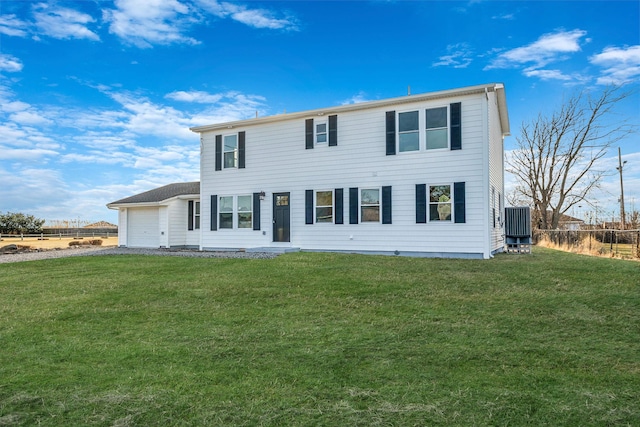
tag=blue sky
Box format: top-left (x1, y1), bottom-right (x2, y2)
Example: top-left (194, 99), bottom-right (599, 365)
top-left (1, 0), bottom-right (638, 225)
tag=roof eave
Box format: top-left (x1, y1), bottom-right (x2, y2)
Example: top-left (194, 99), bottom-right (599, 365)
top-left (190, 83), bottom-right (508, 134)
top-left (494, 83), bottom-right (511, 137)
top-left (106, 193), bottom-right (200, 209)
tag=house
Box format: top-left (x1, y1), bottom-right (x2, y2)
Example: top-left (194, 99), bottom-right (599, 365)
top-left (108, 83), bottom-right (510, 258)
top-left (107, 182), bottom-right (200, 248)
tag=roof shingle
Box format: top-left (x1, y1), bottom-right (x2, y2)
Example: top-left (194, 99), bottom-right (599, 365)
top-left (109, 182), bottom-right (200, 205)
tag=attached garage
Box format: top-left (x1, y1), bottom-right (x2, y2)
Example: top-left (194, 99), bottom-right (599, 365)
top-left (107, 182), bottom-right (200, 249)
top-left (127, 207), bottom-right (160, 248)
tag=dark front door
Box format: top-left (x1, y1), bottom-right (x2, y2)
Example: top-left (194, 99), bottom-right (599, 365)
top-left (273, 192), bottom-right (290, 242)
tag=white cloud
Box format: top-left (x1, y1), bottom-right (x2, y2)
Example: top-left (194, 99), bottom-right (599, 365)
top-left (0, 14), bottom-right (29, 37)
top-left (166, 90), bottom-right (224, 103)
top-left (32, 3), bottom-right (100, 41)
top-left (9, 110), bottom-right (54, 126)
top-left (433, 43), bottom-right (474, 69)
top-left (492, 13), bottom-right (515, 20)
top-left (0, 147), bottom-right (60, 160)
top-left (522, 68), bottom-right (573, 81)
top-left (0, 77), bottom-right (265, 221)
top-left (486, 29), bottom-right (587, 70)
top-left (196, 0), bottom-right (298, 30)
top-left (108, 91), bottom-right (195, 139)
top-left (590, 45), bottom-right (640, 85)
top-left (1, 100), bottom-right (31, 113)
top-left (340, 91), bottom-right (370, 105)
top-left (0, 53), bottom-right (24, 72)
top-left (103, 0), bottom-right (200, 48)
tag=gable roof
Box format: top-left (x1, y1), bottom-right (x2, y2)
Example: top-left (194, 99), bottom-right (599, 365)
top-left (190, 83), bottom-right (510, 137)
top-left (107, 182), bottom-right (200, 207)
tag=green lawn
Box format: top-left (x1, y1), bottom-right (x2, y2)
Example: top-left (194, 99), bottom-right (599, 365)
top-left (1, 248), bottom-right (638, 426)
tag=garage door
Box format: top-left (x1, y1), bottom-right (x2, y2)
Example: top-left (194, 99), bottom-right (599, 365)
top-left (127, 208), bottom-right (160, 248)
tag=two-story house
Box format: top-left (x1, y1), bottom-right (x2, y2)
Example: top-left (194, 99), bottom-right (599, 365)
top-left (109, 83), bottom-right (509, 258)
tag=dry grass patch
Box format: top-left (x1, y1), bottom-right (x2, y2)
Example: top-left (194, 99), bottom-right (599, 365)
top-left (0, 236), bottom-right (118, 250)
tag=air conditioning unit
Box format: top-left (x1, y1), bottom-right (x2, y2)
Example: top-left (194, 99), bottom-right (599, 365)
top-left (505, 207), bottom-right (531, 254)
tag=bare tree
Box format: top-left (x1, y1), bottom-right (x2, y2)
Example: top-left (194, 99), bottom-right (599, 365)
top-left (507, 86), bottom-right (633, 230)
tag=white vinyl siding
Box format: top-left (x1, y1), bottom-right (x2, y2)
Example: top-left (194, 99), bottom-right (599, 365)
top-left (487, 90), bottom-right (506, 253)
top-left (198, 89), bottom-right (503, 258)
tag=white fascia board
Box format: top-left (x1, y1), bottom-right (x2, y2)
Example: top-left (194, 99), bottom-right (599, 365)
top-left (166, 194), bottom-right (201, 203)
top-left (107, 194), bottom-right (200, 210)
top-left (190, 83), bottom-right (507, 134)
top-left (107, 202), bottom-right (162, 210)
top-left (494, 84), bottom-right (510, 136)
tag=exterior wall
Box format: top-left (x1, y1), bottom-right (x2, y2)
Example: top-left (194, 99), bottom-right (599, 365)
top-left (159, 206), bottom-right (169, 248)
top-left (118, 208), bottom-right (128, 247)
top-left (167, 199), bottom-right (186, 247)
top-left (167, 198), bottom-right (200, 248)
top-left (199, 91), bottom-right (502, 258)
top-left (487, 91), bottom-right (506, 253)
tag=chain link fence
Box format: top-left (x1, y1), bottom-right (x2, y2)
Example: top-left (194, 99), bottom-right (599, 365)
top-left (534, 229), bottom-right (640, 260)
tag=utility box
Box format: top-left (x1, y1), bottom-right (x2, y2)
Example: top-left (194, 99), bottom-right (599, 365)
top-left (505, 207), bottom-right (531, 253)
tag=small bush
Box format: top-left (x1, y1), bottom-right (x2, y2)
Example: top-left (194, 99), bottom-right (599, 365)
top-left (69, 239), bottom-right (103, 247)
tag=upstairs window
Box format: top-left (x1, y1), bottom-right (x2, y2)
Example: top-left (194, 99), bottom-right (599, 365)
top-left (398, 111), bottom-right (419, 152)
top-left (429, 185), bottom-right (451, 221)
top-left (387, 103), bottom-right (460, 154)
top-left (306, 115), bottom-right (338, 149)
top-left (223, 134), bottom-right (238, 168)
top-left (360, 188), bottom-right (380, 222)
top-left (316, 122), bottom-right (327, 144)
top-left (426, 107), bottom-right (448, 150)
top-left (315, 190), bottom-right (333, 223)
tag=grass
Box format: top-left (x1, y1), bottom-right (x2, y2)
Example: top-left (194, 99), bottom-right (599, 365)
top-left (1, 248), bottom-right (638, 426)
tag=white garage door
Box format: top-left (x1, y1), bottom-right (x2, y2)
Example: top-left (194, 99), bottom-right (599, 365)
top-left (127, 208), bottom-right (160, 248)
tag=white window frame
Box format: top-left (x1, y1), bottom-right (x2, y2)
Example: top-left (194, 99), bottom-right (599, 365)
top-left (315, 120), bottom-right (328, 145)
top-left (237, 195), bottom-right (253, 229)
top-left (396, 105), bottom-right (450, 153)
top-left (219, 196), bottom-right (234, 229)
top-left (429, 184), bottom-right (452, 222)
top-left (360, 188), bottom-right (381, 223)
top-left (397, 110), bottom-right (420, 153)
top-left (223, 134), bottom-right (238, 169)
top-left (219, 195), bottom-right (253, 229)
top-left (425, 106), bottom-right (449, 150)
top-left (315, 190), bottom-right (333, 223)
top-left (194, 201), bottom-right (201, 230)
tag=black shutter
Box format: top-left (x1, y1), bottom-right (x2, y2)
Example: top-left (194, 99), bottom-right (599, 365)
top-left (328, 115), bottom-right (338, 146)
top-left (210, 195), bottom-right (218, 231)
top-left (305, 118), bottom-right (314, 149)
top-left (416, 184), bottom-right (427, 224)
top-left (385, 111), bottom-right (396, 155)
top-left (349, 187), bottom-right (359, 224)
top-left (305, 189), bottom-right (314, 224)
top-left (334, 188), bottom-right (344, 224)
top-left (454, 182), bottom-right (466, 223)
top-left (188, 200), bottom-right (194, 230)
top-left (382, 186), bottom-right (392, 224)
top-left (215, 135), bottom-right (222, 171)
top-left (253, 192), bottom-right (260, 230)
top-left (450, 102), bottom-right (461, 150)
top-left (238, 131), bottom-right (246, 168)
